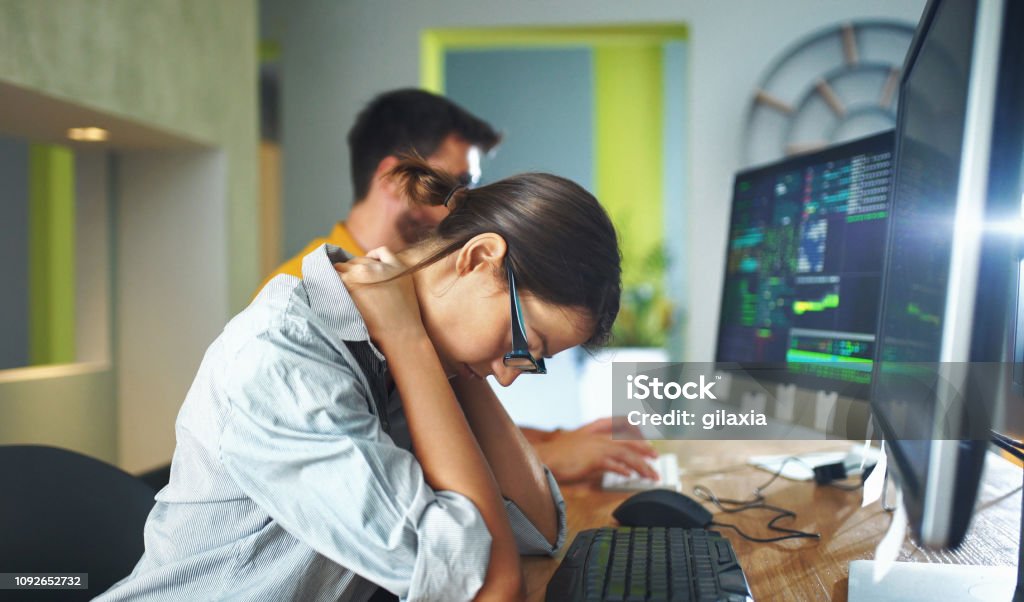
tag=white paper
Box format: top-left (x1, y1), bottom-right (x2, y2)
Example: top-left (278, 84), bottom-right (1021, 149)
top-left (748, 452), bottom-right (845, 480)
top-left (740, 390), bottom-right (767, 414)
top-left (844, 443), bottom-right (880, 476)
top-left (775, 383), bottom-right (796, 422)
top-left (748, 444), bottom-right (880, 481)
top-left (814, 390), bottom-right (838, 432)
top-left (862, 440), bottom-right (887, 507)
top-left (860, 437), bottom-right (871, 472)
top-left (872, 489), bottom-right (907, 583)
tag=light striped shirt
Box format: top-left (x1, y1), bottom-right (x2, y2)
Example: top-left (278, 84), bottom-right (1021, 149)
top-left (95, 244), bottom-right (567, 602)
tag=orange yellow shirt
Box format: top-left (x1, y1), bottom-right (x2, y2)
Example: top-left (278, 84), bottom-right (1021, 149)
top-left (257, 221), bottom-right (366, 294)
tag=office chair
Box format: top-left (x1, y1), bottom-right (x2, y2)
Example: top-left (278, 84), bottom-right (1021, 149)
top-left (137, 462), bottom-right (172, 492)
top-left (0, 445), bottom-right (156, 601)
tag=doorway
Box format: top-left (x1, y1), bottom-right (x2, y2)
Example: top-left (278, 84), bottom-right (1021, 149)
top-left (423, 25), bottom-right (689, 428)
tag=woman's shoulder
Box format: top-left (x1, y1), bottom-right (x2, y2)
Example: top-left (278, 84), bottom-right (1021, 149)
top-left (223, 280), bottom-right (331, 354)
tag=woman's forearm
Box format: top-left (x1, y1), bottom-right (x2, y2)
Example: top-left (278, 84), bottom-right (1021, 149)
top-left (451, 375), bottom-right (560, 545)
top-left (519, 426), bottom-right (557, 444)
top-left (381, 334), bottom-right (523, 599)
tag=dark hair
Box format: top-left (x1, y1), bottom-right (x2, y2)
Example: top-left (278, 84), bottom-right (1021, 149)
top-left (348, 89), bottom-right (502, 201)
top-left (388, 157), bottom-right (622, 349)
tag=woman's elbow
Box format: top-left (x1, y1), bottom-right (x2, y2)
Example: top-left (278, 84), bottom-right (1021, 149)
top-left (474, 541), bottom-right (525, 601)
top-left (473, 572), bottom-right (524, 602)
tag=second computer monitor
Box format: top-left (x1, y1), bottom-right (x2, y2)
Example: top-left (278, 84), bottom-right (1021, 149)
top-left (716, 131), bottom-right (895, 399)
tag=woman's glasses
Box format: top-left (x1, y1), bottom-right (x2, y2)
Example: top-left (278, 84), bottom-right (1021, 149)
top-left (504, 264), bottom-right (547, 374)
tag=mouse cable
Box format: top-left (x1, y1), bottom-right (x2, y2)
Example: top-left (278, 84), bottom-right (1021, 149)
top-left (693, 456), bottom-right (820, 543)
top-left (708, 520), bottom-right (818, 543)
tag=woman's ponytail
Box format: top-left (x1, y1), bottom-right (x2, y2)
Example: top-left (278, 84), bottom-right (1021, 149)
top-left (386, 154), bottom-right (467, 209)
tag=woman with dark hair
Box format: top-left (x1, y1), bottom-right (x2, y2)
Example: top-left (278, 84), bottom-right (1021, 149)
top-left (96, 159), bottom-right (623, 602)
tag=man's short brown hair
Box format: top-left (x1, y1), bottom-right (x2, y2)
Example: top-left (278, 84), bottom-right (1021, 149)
top-left (347, 88), bottom-right (501, 202)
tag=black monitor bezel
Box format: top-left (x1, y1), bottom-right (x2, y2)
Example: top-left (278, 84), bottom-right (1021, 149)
top-left (868, 0), bottom-right (945, 539)
top-left (870, 0), bottom-right (1024, 550)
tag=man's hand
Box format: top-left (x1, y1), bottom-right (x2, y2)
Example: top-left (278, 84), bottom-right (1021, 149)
top-left (533, 417), bottom-right (659, 485)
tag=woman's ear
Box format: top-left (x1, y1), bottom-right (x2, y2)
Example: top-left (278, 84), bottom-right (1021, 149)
top-left (453, 233), bottom-right (508, 277)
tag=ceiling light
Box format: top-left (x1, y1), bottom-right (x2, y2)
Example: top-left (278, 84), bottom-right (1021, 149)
top-left (67, 127), bottom-right (109, 142)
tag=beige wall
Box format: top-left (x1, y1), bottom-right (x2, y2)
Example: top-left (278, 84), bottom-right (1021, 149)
top-left (0, 0), bottom-right (259, 311)
top-left (0, 365), bottom-right (116, 463)
top-left (0, 1), bottom-right (258, 470)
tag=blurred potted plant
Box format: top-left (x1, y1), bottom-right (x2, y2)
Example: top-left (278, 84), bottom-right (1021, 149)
top-left (611, 282), bottom-right (674, 348)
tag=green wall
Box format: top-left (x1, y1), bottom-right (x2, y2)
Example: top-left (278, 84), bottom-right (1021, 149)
top-left (593, 45), bottom-right (664, 289)
top-left (28, 144), bottom-right (76, 366)
top-left (422, 25), bottom-right (684, 348)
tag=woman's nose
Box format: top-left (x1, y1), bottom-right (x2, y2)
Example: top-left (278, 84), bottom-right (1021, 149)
top-left (492, 361), bottom-right (521, 387)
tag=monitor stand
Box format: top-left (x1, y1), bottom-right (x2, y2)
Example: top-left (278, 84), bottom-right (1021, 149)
top-left (848, 468), bottom-right (1023, 601)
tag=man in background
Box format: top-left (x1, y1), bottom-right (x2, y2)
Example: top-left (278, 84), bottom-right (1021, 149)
top-left (262, 88), bottom-right (658, 485)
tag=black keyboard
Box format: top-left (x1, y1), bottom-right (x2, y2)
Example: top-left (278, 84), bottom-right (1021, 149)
top-left (545, 527), bottom-right (753, 602)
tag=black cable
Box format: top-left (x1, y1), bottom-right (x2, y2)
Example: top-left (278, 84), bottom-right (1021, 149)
top-left (991, 429), bottom-right (1024, 451)
top-left (991, 430), bottom-right (1019, 448)
top-left (693, 457), bottom-right (821, 544)
top-left (709, 520), bottom-right (817, 543)
top-left (992, 435), bottom-right (1024, 462)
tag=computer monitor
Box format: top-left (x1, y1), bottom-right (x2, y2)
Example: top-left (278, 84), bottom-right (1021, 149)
top-left (716, 130), bottom-right (895, 400)
top-left (870, 0), bottom-right (1024, 552)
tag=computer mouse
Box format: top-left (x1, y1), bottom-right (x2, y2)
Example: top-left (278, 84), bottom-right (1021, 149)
top-left (612, 489), bottom-right (713, 529)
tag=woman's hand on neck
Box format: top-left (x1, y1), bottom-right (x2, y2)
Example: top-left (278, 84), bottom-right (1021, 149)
top-left (333, 246), bottom-right (431, 357)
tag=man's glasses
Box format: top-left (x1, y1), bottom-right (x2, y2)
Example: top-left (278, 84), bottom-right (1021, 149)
top-left (456, 171), bottom-right (478, 189)
top-left (504, 264), bottom-right (547, 374)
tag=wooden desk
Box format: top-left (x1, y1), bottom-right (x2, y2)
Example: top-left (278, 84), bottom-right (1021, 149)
top-left (523, 440), bottom-right (1021, 601)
